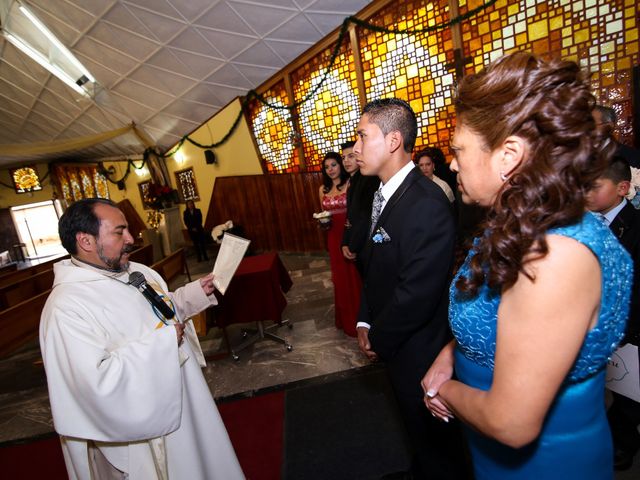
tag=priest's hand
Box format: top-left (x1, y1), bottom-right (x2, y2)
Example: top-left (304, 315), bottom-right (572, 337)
top-left (357, 326), bottom-right (377, 361)
top-left (199, 273), bottom-right (216, 295)
top-left (175, 322), bottom-right (185, 345)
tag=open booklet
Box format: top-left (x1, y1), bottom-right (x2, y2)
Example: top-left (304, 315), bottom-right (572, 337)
top-left (212, 233), bottom-right (251, 294)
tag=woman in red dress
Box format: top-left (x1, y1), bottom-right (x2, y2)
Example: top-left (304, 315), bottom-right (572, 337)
top-left (317, 152), bottom-right (362, 337)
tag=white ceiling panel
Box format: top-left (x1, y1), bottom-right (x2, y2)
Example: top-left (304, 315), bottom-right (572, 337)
top-left (169, 48), bottom-right (224, 80)
top-left (126, 5), bottom-right (188, 43)
top-left (169, 28), bottom-right (224, 59)
top-left (202, 63), bottom-right (252, 90)
top-left (128, 64), bottom-right (198, 97)
top-left (122, 0), bottom-right (183, 20)
top-left (87, 22), bottom-right (160, 63)
top-left (232, 41), bottom-right (286, 68)
top-left (102, 3), bottom-right (159, 38)
top-left (164, 0), bottom-right (218, 22)
top-left (228, 2), bottom-right (298, 37)
top-left (194, 27), bottom-right (256, 60)
top-left (265, 39), bottom-right (313, 62)
top-left (112, 79), bottom-right (174, 111)
top-left (180, 83), bottom-right (226, 106)
top-left (227, 64), bottom-right (278, 86)
top-left (194, 3), bottom-right (255, 35)
top-left (163, 99), bottom-right (214, 122)
top-left (0, 0), bottom-right (371, 167)
top-left (61, 0), bottom-right (117, 18)
top-left (268, 13), bottom-right (322, 42)
top-left (305, 11), bottom-right (355, 35)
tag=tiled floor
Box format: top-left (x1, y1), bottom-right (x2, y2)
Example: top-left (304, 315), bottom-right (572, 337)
top-left (0, 249), bottom-right (638, 478)
top-left (0, 251), bottom-right (368, 444)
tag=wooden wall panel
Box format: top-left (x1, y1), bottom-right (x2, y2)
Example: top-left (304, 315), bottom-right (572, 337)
top-left (116, 198), bottom-right (146, 241)
top-left (0, 209), bottom-right (20, 255)
top-left (205, 173), bottom-right (327, 253)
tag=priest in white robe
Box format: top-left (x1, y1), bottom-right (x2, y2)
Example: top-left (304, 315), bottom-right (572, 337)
top-left (40, 198), bottom-right (244, 480)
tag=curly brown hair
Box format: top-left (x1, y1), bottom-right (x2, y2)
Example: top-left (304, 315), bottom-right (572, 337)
top-left (455, 52), bottom-right (615, 296)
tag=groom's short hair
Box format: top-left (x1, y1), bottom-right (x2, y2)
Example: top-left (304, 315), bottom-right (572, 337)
top-left (362, 98), bottom-right (417, 153)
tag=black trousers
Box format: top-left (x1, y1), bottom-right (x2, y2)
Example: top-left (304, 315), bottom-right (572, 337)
top-left (386, 356), bottom-right (471, 480)
top-left (608, 392), bottom-right (640, 453)
top-left (188, 230), bottom-right (208, 260)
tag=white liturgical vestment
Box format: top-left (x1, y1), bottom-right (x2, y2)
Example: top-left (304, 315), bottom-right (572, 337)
top-left (40, 259), bottom-right (244, 480)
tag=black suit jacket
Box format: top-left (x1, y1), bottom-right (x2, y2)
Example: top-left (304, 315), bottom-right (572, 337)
top-left (610, 201), bottom-right (640, 343)
top-left (342, 171), bottom-right (379, 256)
top-left (616, 142), bottom-right (640, 169)
top-left (358, 167), bottom-right (455, 368)
top-left (183, 208), bottom-right (204, 232)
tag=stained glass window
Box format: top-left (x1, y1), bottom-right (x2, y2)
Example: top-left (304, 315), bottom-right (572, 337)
top-left (175, 167), bottom-right (199, 201)
top-left (248, 0), bottom-right (638, 171)
top-left (247, 82), bottom-right (300, 174)
top-left (291, 40), bottom-right (361, 171)
top-left (359, 0), bottom-right (457, 155)
top-left (10, 166), bottom-right (42, 193)
top-left (459, 0), bottom-right (639, 145)
top-left (53, 164), bottom-right (109, 204)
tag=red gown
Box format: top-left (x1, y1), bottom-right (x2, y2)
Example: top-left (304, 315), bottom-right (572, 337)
top-left (321, 191), bottom-right (362, 337)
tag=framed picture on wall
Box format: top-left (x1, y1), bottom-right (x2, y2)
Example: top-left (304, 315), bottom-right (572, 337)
top-left (138, 180), bottom-right (152, 210)
top-left (174, 167), bottom-right (200, 202)
top-left (10, 165), bottom-right (43, 193)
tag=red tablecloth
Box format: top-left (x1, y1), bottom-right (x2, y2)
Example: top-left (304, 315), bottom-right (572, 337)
top-left (215, 253), bottom-right (293, 327)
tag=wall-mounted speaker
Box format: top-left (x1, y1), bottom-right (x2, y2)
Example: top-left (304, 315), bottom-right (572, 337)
top-left (204, 149), bottom-right (217, 164)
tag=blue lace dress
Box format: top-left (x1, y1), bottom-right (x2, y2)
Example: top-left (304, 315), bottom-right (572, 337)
top-left (450, 213), bottom-right (633, 479)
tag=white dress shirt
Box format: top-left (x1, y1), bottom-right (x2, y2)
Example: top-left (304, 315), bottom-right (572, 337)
top-left (357, 161), bottom-right (416, 330)
top-left (603, 198), bottom-right (627, 226)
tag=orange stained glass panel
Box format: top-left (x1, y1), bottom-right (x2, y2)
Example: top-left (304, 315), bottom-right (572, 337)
top-left (291, 39), bottom-right (360, 172)
top-left (459, 0), bottom-right (639, 146)
top-left (358, 0), bottom-right (455, 153)
top-left (248, 81), bottom-right (301, 174)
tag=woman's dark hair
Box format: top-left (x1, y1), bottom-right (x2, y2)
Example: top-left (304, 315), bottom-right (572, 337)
top-left (415, 147), bottom-right (446, 165)
top-left (321, 151), bottom-right (349, 193)
top-left (59, 198), bottom-right (117, 254)
top-left (455, 52), bottom-right (615, 295)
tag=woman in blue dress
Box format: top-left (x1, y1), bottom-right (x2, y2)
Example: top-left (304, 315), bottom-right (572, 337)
top-left (422, 51), bottom-right (633, 479)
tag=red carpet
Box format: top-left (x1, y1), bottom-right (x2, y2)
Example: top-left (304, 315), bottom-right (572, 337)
top-left (218, 390), bottom-right (285, 480)
top-left (0, 390), bottom-right (285, 480)
top-left (0, 435), bottom-right (67, 480)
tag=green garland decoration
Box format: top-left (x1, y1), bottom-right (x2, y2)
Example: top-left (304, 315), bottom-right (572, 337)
top-left (98, 158), bottom-right (147, 185)
top-left (148, 0), bottom-right (498, 159)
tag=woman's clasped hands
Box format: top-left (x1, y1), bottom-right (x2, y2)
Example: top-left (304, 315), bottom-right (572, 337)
top-left (421, 340), bottom-right (456, 423)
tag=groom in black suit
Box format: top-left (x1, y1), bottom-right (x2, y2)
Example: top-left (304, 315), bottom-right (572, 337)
top-left (354, 98), bottom-right (466, 479)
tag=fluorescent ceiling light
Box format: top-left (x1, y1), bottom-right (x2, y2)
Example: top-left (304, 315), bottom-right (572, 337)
top-left (18, 5), bottom-right (95, 83)
top-left (0, 1), bottom-right (96, 96)
top-left (5, 32), bottom-right (86, 95)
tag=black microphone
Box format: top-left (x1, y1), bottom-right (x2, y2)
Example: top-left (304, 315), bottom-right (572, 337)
top-left (128, 271), bottom-right (175, 320)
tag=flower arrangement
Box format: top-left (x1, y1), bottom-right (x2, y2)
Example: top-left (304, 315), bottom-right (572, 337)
top-left (144, 183), bottom-right (179, 210)
top-left (627, 167), bottom-right (640, 209)
top-left (146, 209), bottom-right (163, 231)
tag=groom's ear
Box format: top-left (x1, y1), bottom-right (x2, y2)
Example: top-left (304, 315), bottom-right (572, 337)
top-left (387, 130), bottom-right (404, 154)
